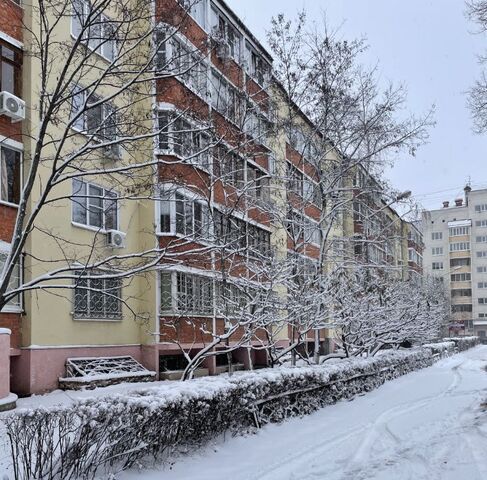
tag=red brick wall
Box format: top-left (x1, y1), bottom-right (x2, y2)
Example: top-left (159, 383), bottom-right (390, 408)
top-left (0, 204), bottom-right (17, 242)
top-left (0, 312), bottom-right (21, 349)
top-left (0, 116), bottom-right (22, 141)
top-left (0, 0), bottom-right (23, 42)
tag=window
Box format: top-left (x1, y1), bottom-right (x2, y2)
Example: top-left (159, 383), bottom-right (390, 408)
top-left (247, 223), bottom-right (271, 256)
top-left (450, 258), bottom-right (471, 267)
top-left (475, 204), bottom-right (487, 213)
top-left (212, 145), bottom-right (244, 187)
top-left (286, 210), bottom-right (322, 246)
top-left (303, 176), bottom-right (322, 206)
top-left (158, 111), bottom-right (210, 169)
top-left (479, 313), bottom-right (487, 318)
top-left (287, 162), bottom-right (303, 197)
top-left (160, 271), bottom-right (213, 315)
top-left (476, 220), bottom-right (487, 228)
top-left (451, 273), bottom-right (471, 282)
top-left (477, 266), bottom-right (487, 273)
top-left (243, 105), bottom-right (271, 145)
top-left (210, 71), bottom-right (241, 123)
top-left (449, 242), bottom-right (470, 252)
top-left (158, 191), bottom-right (210, 240)
top-left (0, 40), bottom-right (22, 96)
top-left (214, 210), bottom-right (246, 250)
top-left (179, 0), bottom-right (206, 28)
top-left (432, 262), bottom-right (444, 270)
top-left (210, 7), bottom-right (241, 61)
top-left (432, 247), bottom-right (443, 256)
top-left (168, 36), bottom-right (207, 94)
top-left (175, 193), bottom-right (209, 238)
top-left (479, 282), bottom-right (487, 288)
top-left (0, 146), bottom-right (21, 205)
top-left (72, 179), bottom-right (118, 230)
top-left (0, 245), bottom-right (21, 312)
top-left (449, 226), bottom-right (470, 236)
top-left (408, 248), bottom-right (423, 266)
top-left (247, 163), bottom-right (270, 202)
top-left (73, 270), bottom-right (122, 319)
top-left (245, 41), bottom-right (270, 85)
top-left (159, 354), bottom-right (188, 372)
top-left (479, 298), bottom-right (487, 304)
top-left (71, 0), bottom-right (117, 61)
top-left (451, 304), bottom-right (472, 313)
top-left (70, 85), bottom-right (119, 156)
top-left (476, 236), bottom-right (487, 243)
top-left (477, 251), bottom-right (487, 258)
top-left (431, 232), bottom-right (443, 240)
top-left (451, 289), bottom-right (472, 297)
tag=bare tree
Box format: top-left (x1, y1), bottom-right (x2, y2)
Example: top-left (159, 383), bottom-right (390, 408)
top-left (265, 12), bottom-right (434, 364)
top-left (466, 0), bottom-right (487, 132)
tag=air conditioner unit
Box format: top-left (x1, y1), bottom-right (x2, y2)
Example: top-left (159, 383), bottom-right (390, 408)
top-left (0, 91), bottom-right (26, 122)
top-left (106, 229), bottom-right (126, 248)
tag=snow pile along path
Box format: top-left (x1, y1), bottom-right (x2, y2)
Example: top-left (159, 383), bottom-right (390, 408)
top-left (120, 345), bottom-right (487, 480)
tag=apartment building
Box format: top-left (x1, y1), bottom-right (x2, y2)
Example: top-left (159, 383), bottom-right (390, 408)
top-left (407, 220), bottom-right (424, 283)
top-left (422, 186), bottom-right (487, 338)
top-left (349, 165), bottom-right (410, 279)
top-left (0, 0), bottom-right (24, 408)
top-left (0, 0), bottom-right (351, 400)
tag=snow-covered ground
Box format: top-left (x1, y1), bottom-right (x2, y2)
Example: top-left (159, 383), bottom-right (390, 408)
top-left (119, 345), bottom-right (487, 480)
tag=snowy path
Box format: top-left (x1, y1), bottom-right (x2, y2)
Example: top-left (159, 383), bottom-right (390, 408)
top-left (120, 346), bottom-right (487, 480)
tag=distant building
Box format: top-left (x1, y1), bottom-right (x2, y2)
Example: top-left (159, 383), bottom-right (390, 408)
top-left (422, 186), bottom-right (487, 338)
top-left (406, 220), bottom-right (424, 284)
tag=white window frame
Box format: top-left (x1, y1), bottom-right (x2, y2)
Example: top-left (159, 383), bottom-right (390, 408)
top-left (178, 0), bottom-right (207, 30)
top-left (432, 247), bottom-right (443, 256)
top-left (70, 84), bottom-right (120, 157)
top-left (70, 0), bottom-right (117, 62)
top-left (209, 69), bottom-right (241, 124)
top-left (449, 242), bottom-right (470, 252)
top-left (71, 179), bottom-right (119, 232)
top-left (0, 241), bottom-right (22, 313)
top-left (157, 188), bottom-right (211, 240)
top-left (0, 142), bottom-right (22, 207)
top-left (156, 109), bottom-right (211, 170)
top-left (72, 268), bottom-right (123, 320)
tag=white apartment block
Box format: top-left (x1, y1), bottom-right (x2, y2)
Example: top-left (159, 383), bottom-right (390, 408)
top-left (423, 186), bottom-right (487, 339)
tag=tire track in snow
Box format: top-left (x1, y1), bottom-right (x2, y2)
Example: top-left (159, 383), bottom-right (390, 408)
top-left (338, 360), bottom-right (465, 480)
top-left (253, 360), bottom-right (465, 480)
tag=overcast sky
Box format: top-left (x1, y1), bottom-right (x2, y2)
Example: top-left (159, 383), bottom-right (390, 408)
top-left (226, 0), bottom-right (487, 210)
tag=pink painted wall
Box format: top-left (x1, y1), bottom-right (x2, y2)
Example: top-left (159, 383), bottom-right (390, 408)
top-left (13, 345), bottom-right (143, 395)
top-left (0, 329), bottom-right (11, 399)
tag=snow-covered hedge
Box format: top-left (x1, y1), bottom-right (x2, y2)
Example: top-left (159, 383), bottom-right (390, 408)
top-left (1, 343), bottom-right (474, 479)
top-left (443, 336), bottom-right (479, 352)
top-left (422, 341), bottom-right (456, 357)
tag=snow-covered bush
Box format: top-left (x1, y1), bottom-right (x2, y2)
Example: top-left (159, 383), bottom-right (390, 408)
top-left (1, 343), bottom-right (471, 479)
top-left (443, 336), bottom-right (479, 352)
top-left (422, 341), bottom-right (456, 357)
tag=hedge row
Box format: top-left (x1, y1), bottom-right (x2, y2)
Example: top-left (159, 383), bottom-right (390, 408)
top-left (2, 340), bottom-right (479, 480)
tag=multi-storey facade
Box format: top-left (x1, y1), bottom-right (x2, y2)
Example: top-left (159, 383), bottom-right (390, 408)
top-left (0, 0), bottom-right (349, 397)
top-left (423, 186), bottom-right (487, 338)
top-left (406, 220), bottom-right (424, 283)
top-left (0, 0), bottom-right (24, 407)
top-left (2, 0), bottom-right (422, 399)
top-left (349, 165), bottom-right (410, 279)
